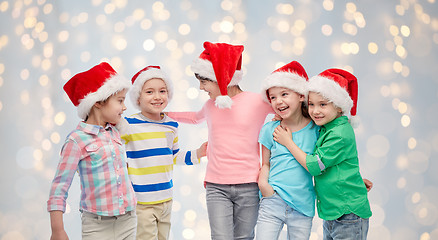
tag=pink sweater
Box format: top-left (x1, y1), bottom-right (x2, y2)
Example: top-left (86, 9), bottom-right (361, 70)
top-left (168, 92), bottom-right (273, 184)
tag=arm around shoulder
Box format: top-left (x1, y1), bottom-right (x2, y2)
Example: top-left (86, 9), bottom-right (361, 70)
top-left (306, 130), bottom-right (354, 176)
top-left (273, 125), bottom-right (309, 171)
top-left (312, 131), bottom-right (350, 169)
top-left (166, 104), bottom-right (207, 124)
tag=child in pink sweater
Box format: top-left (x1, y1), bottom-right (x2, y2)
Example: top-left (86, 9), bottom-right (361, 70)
top-left (168, 42), bottom-right (272, 240)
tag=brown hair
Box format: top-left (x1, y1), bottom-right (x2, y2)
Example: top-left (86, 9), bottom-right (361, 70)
top-left (301, 101), bottom-right (310, 119)
top-left (267, 88), bottom-right (310, 119)
top-left (195, 73), bottom-right (213, 82)
top-left (195, 73), bottom-right (242, 91)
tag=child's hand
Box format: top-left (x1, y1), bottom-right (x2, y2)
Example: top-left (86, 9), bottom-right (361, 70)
top-left (271, 114), bottom-right (282, 121)
top-left (197, 141), bottom-right (208, 158)
top-left (363, 178), bottom-right (373, 192)
top-left (258, 182), bottom-right (275, 198)
top-left (273, 125), bottom-right (293, 146)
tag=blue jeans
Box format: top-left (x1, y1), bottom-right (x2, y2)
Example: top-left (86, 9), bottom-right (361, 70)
top-left (323, 213), bottom-right (369, 240)
top-left (256, 193), bottom-right (312, 240)
top-left (206, 182), bottom-right (259, 240)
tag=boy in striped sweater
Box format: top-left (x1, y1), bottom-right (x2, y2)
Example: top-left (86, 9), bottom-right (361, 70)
top-left (117, 66), bottom-right (207, 240)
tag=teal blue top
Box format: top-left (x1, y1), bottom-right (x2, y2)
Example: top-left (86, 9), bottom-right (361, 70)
top-left (259, 120), bottom-right (319, 217)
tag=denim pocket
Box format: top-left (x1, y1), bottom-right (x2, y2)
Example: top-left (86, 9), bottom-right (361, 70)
top-left (263, 192), bottom-right (277, 198)
top-left (335, 213), bottom-right (361, 224)
top-left (260, 192), bottom-right (278, 204)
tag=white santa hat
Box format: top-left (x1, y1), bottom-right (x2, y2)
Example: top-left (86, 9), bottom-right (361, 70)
top-left (63, 62), bottom-right (131, 120)
top-left (261, 60), bottom-right (309, 102)
top-left (308, 68), bottom-right (359, 126)
top-left (191, 41), bottom-right (244, 109)
top-left (129, 65), bottom-right (173, 110)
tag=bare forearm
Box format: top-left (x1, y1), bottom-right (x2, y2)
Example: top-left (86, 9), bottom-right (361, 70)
top-left (258, 164), bottom-right (274, 197)
top-left (273, 125), bottom-right (309, 172)
top-left (50, 210), bottom-right (68, 240)
top-left (50, 211), bottom-right (64, 231)
top-left (284, 141), bottom-right (309, 171)
top-left (167, 111), bottom-right (204, 124)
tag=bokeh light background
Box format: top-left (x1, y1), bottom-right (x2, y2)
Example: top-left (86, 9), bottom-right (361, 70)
top-left (1, 0), bottom-right (438, 239)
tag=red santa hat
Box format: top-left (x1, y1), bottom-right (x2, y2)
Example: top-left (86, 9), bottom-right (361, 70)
top-left (63, 62), bottom-right (131, 120)
top-left (129, 65), bottom-right (173, 110)
top-left (261, 61), bottom-right (309, 102)
top-left (308, 68), bottom-right (359, 126)
top-left (191, 41), bottom-right (244, 108)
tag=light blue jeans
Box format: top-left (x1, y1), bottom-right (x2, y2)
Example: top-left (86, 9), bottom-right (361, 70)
top-left (323, 213), bottom-right (369, 240)
top-left (206, 182), bottom-right (259, 240)
top-left (256, 193), bottom-right (313, 240)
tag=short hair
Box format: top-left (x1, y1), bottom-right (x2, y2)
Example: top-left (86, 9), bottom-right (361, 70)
top-left (195, 73), bottom-right (213, 82)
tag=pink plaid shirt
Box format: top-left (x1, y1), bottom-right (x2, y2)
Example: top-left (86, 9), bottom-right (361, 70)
top-left (47, 122), bottom-right (136, 216)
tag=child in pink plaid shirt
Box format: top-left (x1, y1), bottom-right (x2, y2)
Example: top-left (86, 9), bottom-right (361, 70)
top-left (47, 62), bottom-right (137, 240)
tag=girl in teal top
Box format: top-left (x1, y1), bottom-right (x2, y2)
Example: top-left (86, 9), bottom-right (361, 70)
top-left (257, 61), bottom-right (317, 240)
top-left (259, 120), bottom-right (318, 217)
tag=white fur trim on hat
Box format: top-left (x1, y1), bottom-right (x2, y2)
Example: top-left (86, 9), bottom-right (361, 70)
top-left (261, 71), bottom-right (308, 103)
top-left (191, 58), bottom-right (242, 85)
top-left (77, 74), bottom-right (131, 120)
top-left (308, 75), bottom-right (353, 116)
top-left (215, 95), bottom-right (233, 109)
top-left (129, 68), bottom-right (173, 110)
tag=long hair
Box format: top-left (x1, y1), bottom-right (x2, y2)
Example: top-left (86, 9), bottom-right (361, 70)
top-left (301, 101), bottom-right (310, 119)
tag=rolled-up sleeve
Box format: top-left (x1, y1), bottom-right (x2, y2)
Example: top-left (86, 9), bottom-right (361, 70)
top-left (306, 154), bottom-right (325, 176)
top-left (47, 138), bottom-right (81, 212)
top-left (306, 132), bottom-right (346, 176)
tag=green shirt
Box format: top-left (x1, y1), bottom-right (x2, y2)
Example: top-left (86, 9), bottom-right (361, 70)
top-left (306, 116), bottom-right (372, 220)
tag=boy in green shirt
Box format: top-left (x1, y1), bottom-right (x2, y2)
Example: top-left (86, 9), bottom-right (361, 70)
top-left (273, 68), bottom-right (372, 240)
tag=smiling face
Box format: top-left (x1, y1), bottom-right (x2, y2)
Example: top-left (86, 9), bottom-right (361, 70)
top-left (138, 78), bottom-right (169, 120)
top-left (99, 89), bottom-right (127, 125)
top-left (196, 74), bottom-right (221, 100)
top-left (308, 91), bottom-right (342, 126)
top-left (267, 87), bottom-right (304, 120)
